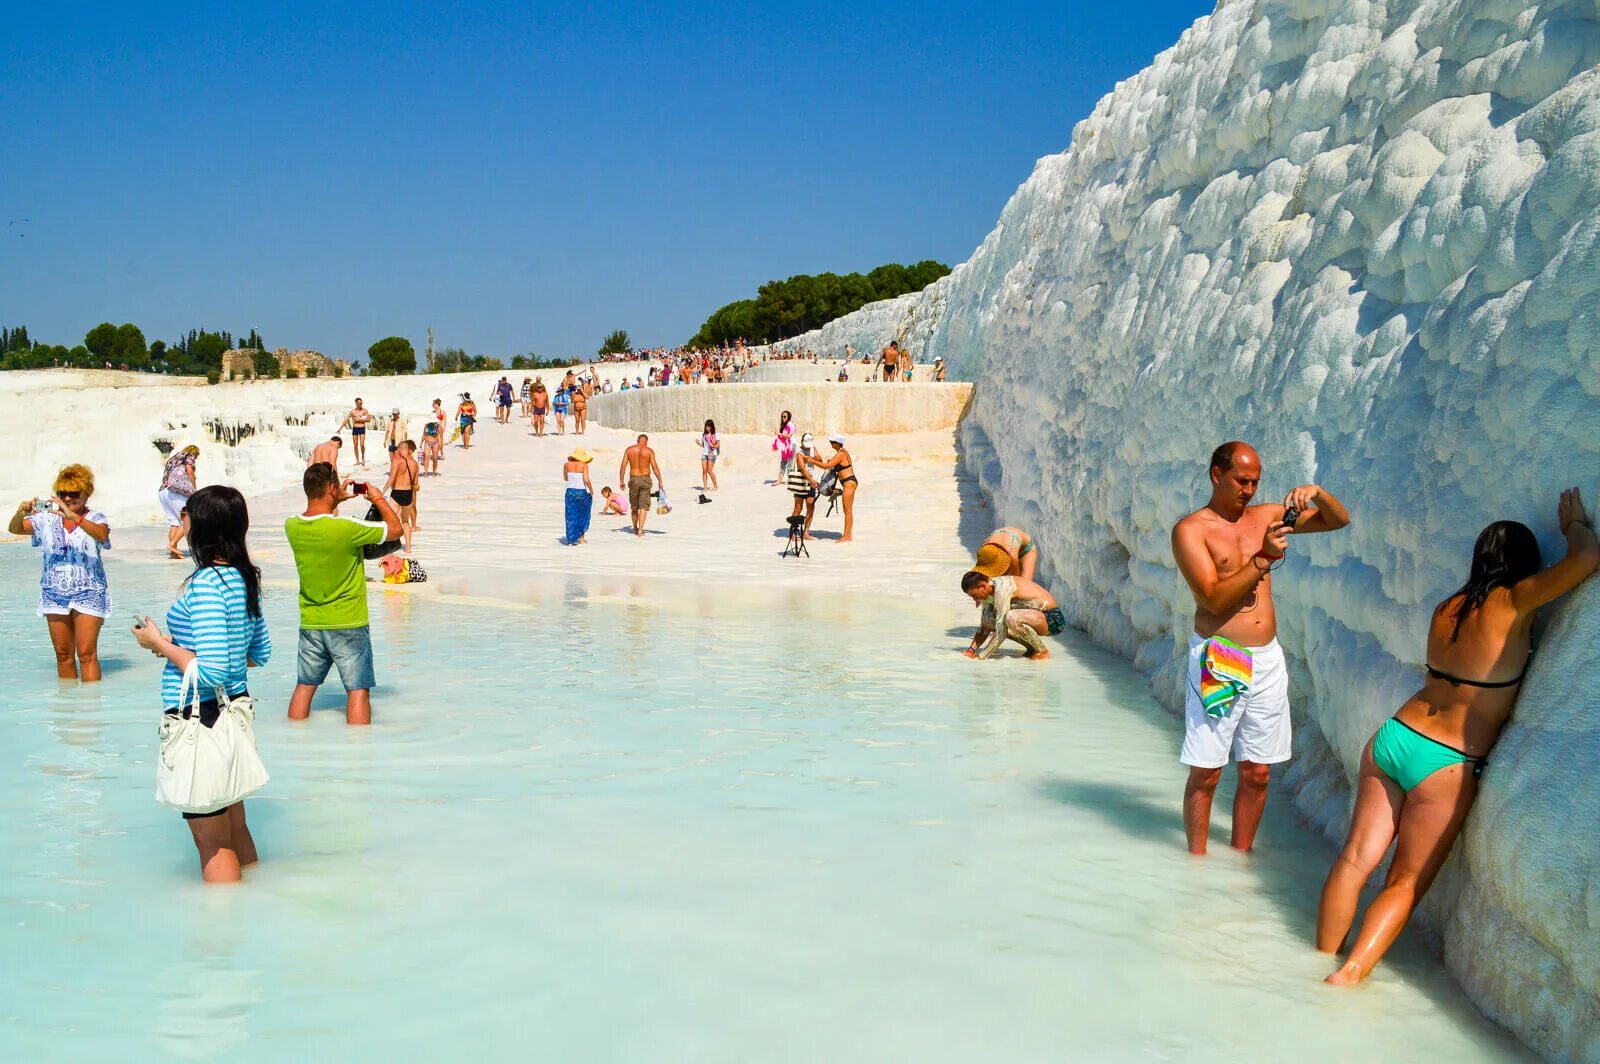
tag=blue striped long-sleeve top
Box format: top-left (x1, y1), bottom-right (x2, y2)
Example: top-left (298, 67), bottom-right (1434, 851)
top-left (160, 566), bottom-right (272, 709)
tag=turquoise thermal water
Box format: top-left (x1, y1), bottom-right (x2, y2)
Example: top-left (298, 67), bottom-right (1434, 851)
top-left (0, 551), bottom-right (1527, 1060)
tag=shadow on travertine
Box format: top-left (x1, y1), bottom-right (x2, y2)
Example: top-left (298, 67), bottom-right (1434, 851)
top-left (1033, 773), bottom-right (1502, 1008)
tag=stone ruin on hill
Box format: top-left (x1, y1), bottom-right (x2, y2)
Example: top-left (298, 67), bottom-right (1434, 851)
top-left (220, 347), bottom-right (353, 381)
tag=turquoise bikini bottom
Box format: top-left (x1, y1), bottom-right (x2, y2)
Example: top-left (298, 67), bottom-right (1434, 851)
top-left (1371, 717), bottom-right (1485, 792)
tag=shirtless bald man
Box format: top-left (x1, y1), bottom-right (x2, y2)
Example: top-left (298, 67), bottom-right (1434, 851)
top-left (619, 434), bottom-right (664, 538)
top-left (1171, 441), bottom-right (1351, 855)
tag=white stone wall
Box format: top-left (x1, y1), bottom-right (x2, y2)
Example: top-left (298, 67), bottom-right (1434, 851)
top-left (588, 382), bottom-right (972, 435)
top-left (793, 0), bottom-right (1600, 1055)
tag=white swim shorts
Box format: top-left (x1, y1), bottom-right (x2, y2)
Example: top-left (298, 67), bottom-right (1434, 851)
top-left (158, 488), bottom-right (189, 527)
top-left (1179, 634), bottom-right (1291, 769)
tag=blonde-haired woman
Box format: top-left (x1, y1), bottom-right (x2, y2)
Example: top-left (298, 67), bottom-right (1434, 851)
top-left (159, 444), bottom-right (199, 558)
top-left (9, 464), bottom-right (113, 681)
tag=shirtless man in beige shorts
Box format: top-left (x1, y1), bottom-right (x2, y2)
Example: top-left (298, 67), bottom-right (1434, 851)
top-left (618, 434), bottom-right (664, 537)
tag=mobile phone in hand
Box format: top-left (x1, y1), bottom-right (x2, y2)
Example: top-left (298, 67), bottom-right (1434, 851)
top-left (130, 613), bottom-right (146, 630)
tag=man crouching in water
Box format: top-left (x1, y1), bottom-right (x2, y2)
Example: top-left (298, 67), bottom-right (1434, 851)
top-left (961, 570), bottom-right (1064, 660)
top-left (1171, 441), bottom-right (1351, 855)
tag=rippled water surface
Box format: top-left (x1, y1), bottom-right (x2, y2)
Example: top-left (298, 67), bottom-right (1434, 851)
top-left (0, 552), bottom-right (1526, 1060)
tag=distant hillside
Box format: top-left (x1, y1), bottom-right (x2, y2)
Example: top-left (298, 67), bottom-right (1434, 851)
top-left (689, 260), bottom-right (950, 347)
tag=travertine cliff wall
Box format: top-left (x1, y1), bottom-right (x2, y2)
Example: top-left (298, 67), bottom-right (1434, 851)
top-left (782, 1), bottom-right (1600, 1055)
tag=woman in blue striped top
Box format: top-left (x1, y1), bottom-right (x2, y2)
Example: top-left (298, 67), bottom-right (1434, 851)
top-left (133, 485), bottom-right (271, 883)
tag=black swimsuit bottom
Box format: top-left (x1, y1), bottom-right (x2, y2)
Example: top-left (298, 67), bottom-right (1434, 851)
top-left (1425, 664), bottom-right (1526, 688)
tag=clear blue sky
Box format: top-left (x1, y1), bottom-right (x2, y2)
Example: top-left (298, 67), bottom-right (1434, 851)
top-left (6, 1), bottom-right (1207, 360)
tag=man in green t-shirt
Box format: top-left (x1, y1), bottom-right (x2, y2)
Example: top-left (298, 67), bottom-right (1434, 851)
top-left (284, 462), bottom-right (401, 725)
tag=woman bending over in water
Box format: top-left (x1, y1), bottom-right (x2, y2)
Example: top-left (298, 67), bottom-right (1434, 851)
top-left (1316, 488), bottom-right (1598, 985)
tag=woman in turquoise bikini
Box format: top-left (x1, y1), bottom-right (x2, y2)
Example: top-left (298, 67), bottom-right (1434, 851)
top-left (1317, 488), bottom-right (1598, 985)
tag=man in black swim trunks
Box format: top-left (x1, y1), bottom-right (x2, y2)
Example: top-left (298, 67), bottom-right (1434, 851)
top-left (960, 570), bottom-right (1063, 661)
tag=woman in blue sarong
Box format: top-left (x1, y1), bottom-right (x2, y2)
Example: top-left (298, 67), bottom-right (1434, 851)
top-left (563, 448), bottom-right (595, 545)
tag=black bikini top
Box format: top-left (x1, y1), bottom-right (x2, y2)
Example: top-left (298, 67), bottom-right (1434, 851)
top-left (1425, 662), bottom-right (1527, 689)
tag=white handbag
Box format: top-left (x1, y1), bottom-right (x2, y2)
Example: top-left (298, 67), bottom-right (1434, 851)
top-left (155, 660), bottom-right (270, 815)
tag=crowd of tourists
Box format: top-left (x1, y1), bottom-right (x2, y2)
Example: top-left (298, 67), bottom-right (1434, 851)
top-left (14, 386), bottom-right (1592, 992)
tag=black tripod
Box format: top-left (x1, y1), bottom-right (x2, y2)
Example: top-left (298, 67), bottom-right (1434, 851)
top-left (782, 515), bottom-right (809, 558)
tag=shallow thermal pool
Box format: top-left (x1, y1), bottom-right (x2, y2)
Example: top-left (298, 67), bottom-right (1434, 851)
top-left (0, 549), bottom-right (1527, 1060)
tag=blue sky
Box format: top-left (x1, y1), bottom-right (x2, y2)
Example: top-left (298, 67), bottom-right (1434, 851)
top-left (5, 1), bottom-right (1207, 360)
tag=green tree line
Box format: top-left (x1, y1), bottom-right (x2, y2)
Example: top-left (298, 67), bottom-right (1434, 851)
top-left (0, 322), bottom-right (250, 378)
top-left (689, 260), bottom-right (951, 347)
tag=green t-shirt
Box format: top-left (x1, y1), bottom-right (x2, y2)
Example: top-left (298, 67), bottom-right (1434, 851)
top-left (284, 513), bottom-right (387, 629)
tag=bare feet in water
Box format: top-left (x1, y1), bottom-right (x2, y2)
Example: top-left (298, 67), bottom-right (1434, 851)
top-left (1324, 962), bottom-right (1363, 986)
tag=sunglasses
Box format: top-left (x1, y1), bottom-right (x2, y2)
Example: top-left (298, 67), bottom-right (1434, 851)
top-left (57, 492), bottom-right (83, 501)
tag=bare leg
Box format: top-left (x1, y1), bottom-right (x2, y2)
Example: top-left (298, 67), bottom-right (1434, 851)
top-left (839, 482), bottom-right (856, 541)
top-left (288, 683), bottom-right (316, 720)
top-left (803, 499), bottom-right (817, 539)
top-left (1327, 763), bottom-right (1475, 984)
top-left (187, 812), bottom-right (243, 883)
top-left (46, 614), bottom-right (78, 679)
top-left (1230, 760), bottom-right (1272, 851)
top-left (228, 802), bottom-right (258, 866)
top-left (1003, 608), bottom-right (1050, 659)
top-left (1183, 766), bottom-right (1223, 855)
top-left (346, 689), bottom-right (372, 726)
top-left (1317, 741), bottom-right (1403, 953)
top-left (72, 611), bottom-right (104, 682)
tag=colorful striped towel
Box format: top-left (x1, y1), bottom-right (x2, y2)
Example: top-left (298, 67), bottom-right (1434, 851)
top-left (1200, 637), bottom-right (1254, 718)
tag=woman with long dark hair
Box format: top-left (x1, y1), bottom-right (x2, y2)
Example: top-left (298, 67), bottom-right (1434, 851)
top-left (1317, 489), bottom-right (1598, 983)
top-left (699, 419), bottom-right (720, 492)
top-left (771, 410), bottom-right (795, 487)
top-left (133, 485), bottom-right (271, 883)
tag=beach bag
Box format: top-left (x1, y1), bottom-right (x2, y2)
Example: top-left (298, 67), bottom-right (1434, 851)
top-left (155, 660), bottom-right (270, 814)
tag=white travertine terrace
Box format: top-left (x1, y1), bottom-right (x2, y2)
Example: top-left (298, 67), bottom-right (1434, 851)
top-left (769, 0), bottom-right (1600, 1055)
top-left (589, 381), bottom-right (972, 435)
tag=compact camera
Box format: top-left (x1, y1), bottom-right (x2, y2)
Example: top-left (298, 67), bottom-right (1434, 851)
top-left (1281, 505), bottom-right (1301, 528)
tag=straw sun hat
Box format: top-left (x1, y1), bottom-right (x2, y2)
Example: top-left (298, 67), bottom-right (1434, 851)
top-left (570, 448), bottom-right (595, 463)
top-left (971, 543), bottom-right (1013, 579)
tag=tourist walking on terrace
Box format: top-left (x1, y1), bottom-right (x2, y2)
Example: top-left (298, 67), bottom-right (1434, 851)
top-left (772, 410), bottom-right (795, 487)
top-left (699, 419), bottom-right (721, 492)
top-left (520, 376), bottom-right (533, 417)
top-left (383, 439), bottom-right (421, 553)
top-left (421, 401), bottom-right (444, 476)
top-left (1170, 441), bottom-right (1351, 855)
top-left (530, 378), bottom-right (549, 436)
top-left (961, 570), bottom-right (1062, 660)
top-left (12, 464), bottom-right (112, 681)
top-left (805, 435), bottom-right (858, 542)
top-left (564, 448), bottom-right (595, 545)
top-left (132, 485), bottom-right (269, 882)
top-left (1316, 489), bottom-right (1597, 985)
top-left (158, 444), bottom-right (199, 558)
top-left (553, 384), bottom-right (570, 434)
top-left (619, 434), bottom-right (664, 538)
top-left (340, 398), bottom-right (373, 467)
top-left (384, 408), bottom-right (408, 457)
top-left (572, 383), bottom-right (588, 434)
top-left (285, 463), bottom-right (401, 725)
top-left (455, 394), bottom-right (478, 449)
top-left (494, 377), bottom-right (514, 423)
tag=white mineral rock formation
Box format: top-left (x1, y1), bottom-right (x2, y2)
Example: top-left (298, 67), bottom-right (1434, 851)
top-left (780, 1), bottom-right (1600, 1056)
